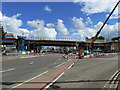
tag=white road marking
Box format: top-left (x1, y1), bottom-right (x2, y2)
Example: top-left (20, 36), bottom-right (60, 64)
top-left (75, 59), bottom-right (78, 62)
top-left (67, 59), bottom-right (71, 62)
top-left (68, 63), bottom-right (74, 70)
top-left (11, 71), bottom-right (48, 89)
top-left (0, 68), bottom-right (15, 73)
top-left (30, 62), bottom-right (34, 64)
top-left (55, 62), bottom-right (65, 68)
top-left (44, 72), bottom-right (65, 89)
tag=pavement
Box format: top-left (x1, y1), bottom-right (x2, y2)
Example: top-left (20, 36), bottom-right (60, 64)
top-left (1, 53), bottom-right (119, 90)
top-left (1, 53), bottom-right (48, 60)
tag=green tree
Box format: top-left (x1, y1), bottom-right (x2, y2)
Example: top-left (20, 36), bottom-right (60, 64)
top-left (98, 36), bottom-right (105, 40)
top-left (111, 36), bottom-right (120, 41)
top-left (0, 26), bottom-right (6, 40)
top-left (85, 37), bottom-right (88, 40)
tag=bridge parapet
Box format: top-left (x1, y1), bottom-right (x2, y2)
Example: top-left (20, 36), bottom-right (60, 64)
top-left (26, 36), bottom-right (82, 41)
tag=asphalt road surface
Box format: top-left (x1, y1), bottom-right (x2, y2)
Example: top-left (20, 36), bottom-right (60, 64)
top-left (50, 54), bottom-right (119, 89)
top-left (1, 53), bottom-right (119, 89)
top-left (2, 54), bottom-right (72, 89)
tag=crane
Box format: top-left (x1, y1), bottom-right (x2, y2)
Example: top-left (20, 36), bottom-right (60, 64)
top-left (89, 0), bottom-right (120, 49)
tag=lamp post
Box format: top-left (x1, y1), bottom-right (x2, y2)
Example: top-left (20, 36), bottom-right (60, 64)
top-left (37, 23), bottom-right (39, 40)
top-left (107, 23), bottom-right (109, 41)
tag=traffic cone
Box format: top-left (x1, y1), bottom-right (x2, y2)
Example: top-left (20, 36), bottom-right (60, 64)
top-left (97, 55), bottom-right (99, 57)
top-left (62, 55), bottom-right (65, 58)
top-left (40, 53), bottom-right (42, 55)
top-left (67, 56), bottom-right (69, 59)
top-left (76, 56), bottom-right (78, 59)
top-left (90, 54), bottom-right (92, 58)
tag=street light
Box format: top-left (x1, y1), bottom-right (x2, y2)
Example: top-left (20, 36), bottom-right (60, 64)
top-left (37, 23), bottom-right (39, 40)
top-left (107, 23), bottom-right (109, 41)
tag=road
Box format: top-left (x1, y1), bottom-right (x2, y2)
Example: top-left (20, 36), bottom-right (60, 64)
top-left (50, 54), bottom-right (119, 89)
top-left (2, 54), bottom-right (72, 89)
top-left (1, 53), bottom-right (119, 89)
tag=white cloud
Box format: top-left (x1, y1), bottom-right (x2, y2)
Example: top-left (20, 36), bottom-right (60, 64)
top-left (74, 0), bottom-right (118, 19)
top-left (0, 11), bottom-right (2, 21)
top-left (72, 17), bottom-right (85, 29)
top-left (46, 23), bottom-right (55, 28)
top-left (27, 20), bottom-right (57, 38)
top-left (29, 27), bottom-right (57, 39)
top-left (27, 20), bottom-right (45, 30)
top-left (1, 12), bottom-right (29, 38)
top-left (72, 17), bottom-right (96, 40)
top-left (72, 17), bottom-right (118, 40)
top-left (95, 22), bottom-right (118, 40)
top-left (56, 19), bottom-right (69, 35)
top-left (86, 17), bottom-right (92, 25)
top-left (44, 5), bottom-right (52, 12)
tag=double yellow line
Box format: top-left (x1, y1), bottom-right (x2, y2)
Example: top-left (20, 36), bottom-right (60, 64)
top-left (104, 69), bottom-right (120, 88)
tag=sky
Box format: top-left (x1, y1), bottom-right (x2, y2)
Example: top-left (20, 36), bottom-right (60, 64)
top-left (0, 0), bottom-right (119, 40)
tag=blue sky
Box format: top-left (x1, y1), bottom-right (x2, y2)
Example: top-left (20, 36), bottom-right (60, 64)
top-left (1, 1), bottom-right (119, 40)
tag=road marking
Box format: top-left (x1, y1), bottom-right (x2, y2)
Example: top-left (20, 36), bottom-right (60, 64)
top-left (0, 68), bottom-right (15, 73)
top-left (44, 72), bottom-right (65, 89)
top-left (10, 71), bottom-right (48, 89)
top-left (75, 59), bottom-right (78, 62)
top-left (30, 62), bottom-right (34, 64)
top-left (103, 69), bottom-right (120, 88)
top-left (55, 62), bottom-right (65, 68)
top-left (67, 59), bottom-right (73, 62)
top-left (68, 63), bottom-right (74, 70)
top-left (110, 72), bottom-right (120, 88)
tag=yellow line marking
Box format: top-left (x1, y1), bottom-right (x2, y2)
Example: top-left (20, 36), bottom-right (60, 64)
top-left (103, 69), bottom-right (120, 88)
top-left (110, 72), bottom-right (120, 88)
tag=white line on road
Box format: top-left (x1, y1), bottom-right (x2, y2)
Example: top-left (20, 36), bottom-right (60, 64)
top-left (0, 68), bottom-right (15, 73)
top-left (68, 63), bottom-right (74, 70)
top-left (67, 59), bottom-right (71, 62)
top-left (75, 59), bottom-right (78, 62)
top-left (55, 62), bottom-right (65, 68)
top-left (44, 72), bottom-right (65, 89)
top-left (10, 71), bottom-right (48, 89)
top-left (30, 62), bottom-right (34, 65)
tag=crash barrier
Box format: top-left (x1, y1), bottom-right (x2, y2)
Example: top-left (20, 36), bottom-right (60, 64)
top-left (35, 53), bottom-right (49, 56)
top-left (90, 53), bottom-right (105, 58)
top-left (62, 54), bottom-right (69, 59)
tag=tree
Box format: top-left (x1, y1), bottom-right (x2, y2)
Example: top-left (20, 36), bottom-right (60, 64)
top-left (91, 36), bottom-right (105, 40)
top-left (98, 36), bottom-right (105, 40)
top-left (85, 37), bottom-right (88, 40)
top-left (0, 26), bottom-right (6, 40)
top-left (111, 36), bottom-right (120, 41)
